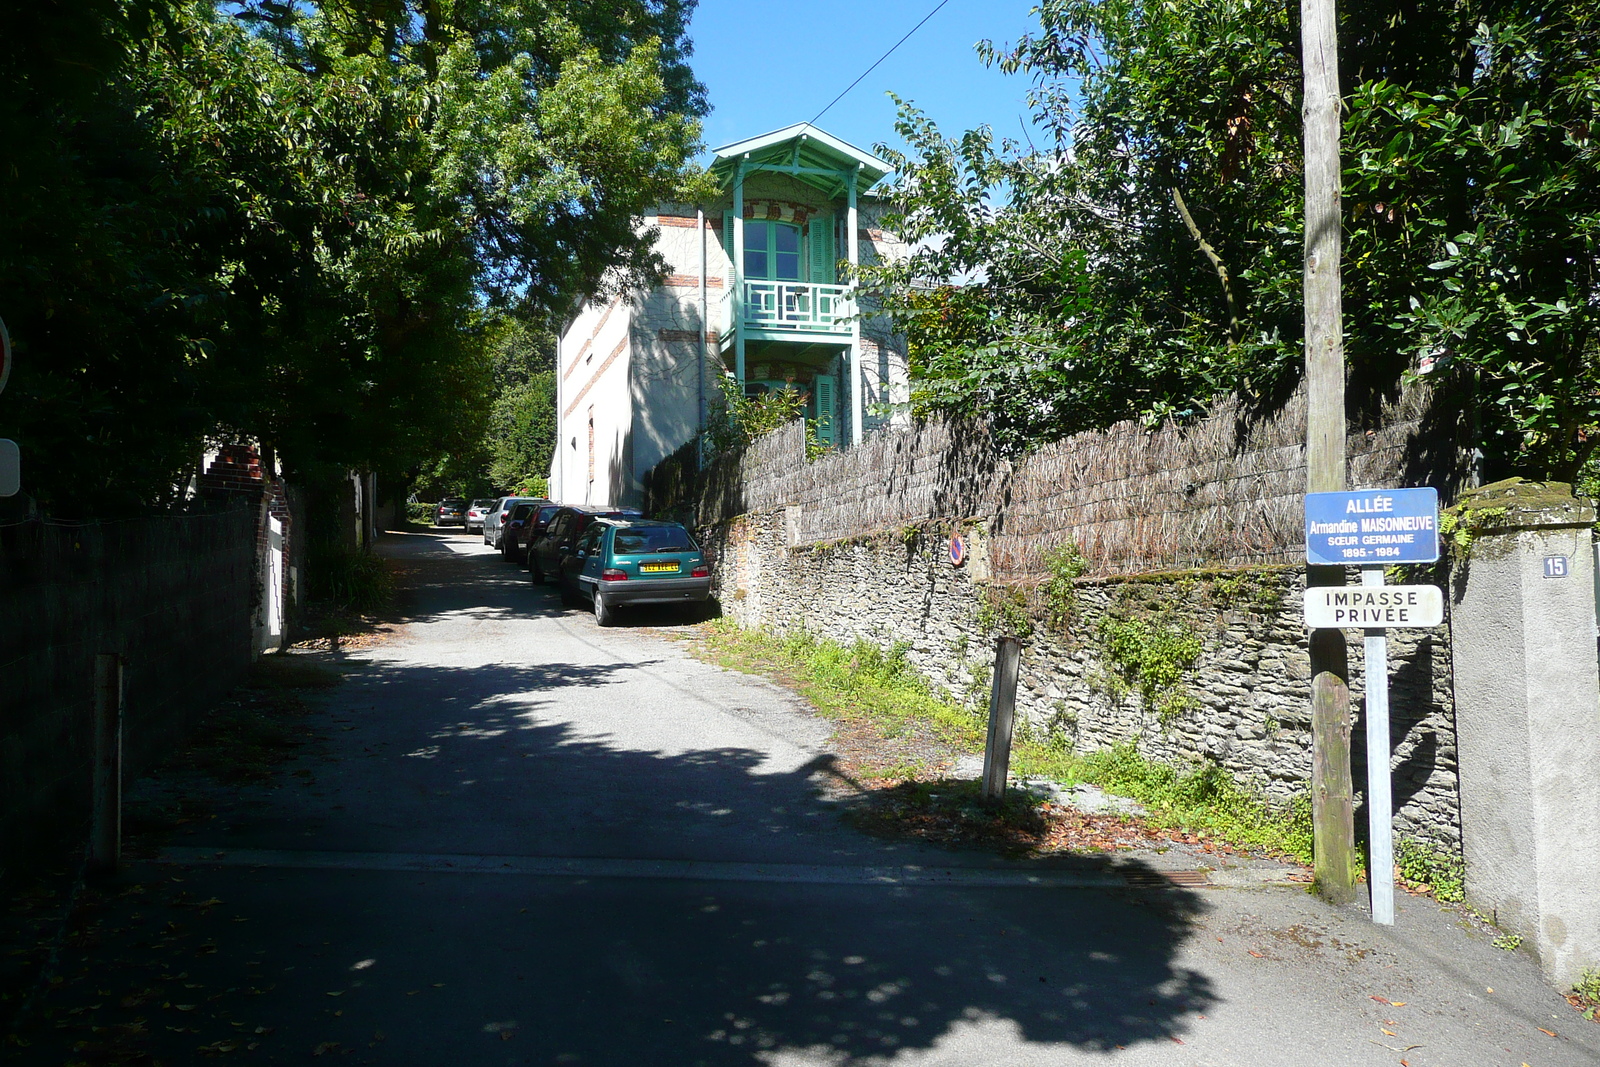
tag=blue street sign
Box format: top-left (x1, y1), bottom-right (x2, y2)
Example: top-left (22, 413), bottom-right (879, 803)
top-left (1305, 487), bottom-right (1439, 566)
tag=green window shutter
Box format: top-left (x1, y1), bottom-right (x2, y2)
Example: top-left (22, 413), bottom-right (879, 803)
top-left (812, 374), bottom-right (837, 447)
top-left (809, 213), bottom-right (835, 284)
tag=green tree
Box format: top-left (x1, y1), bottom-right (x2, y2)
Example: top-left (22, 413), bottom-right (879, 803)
top-left (0, 0), bottom-right (706, 513)
top-left (483, 309), bottom-right (559, 491)
top-left (862, 0), bottom-right (1600, 478)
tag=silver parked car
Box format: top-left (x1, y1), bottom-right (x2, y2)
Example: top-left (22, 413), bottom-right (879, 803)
top-left (465, 499), bottom-right (497, 533)
top-left (483, 496), bottom-right (544, 548)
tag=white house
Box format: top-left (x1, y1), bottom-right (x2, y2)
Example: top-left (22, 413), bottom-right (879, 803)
top-left (548, 123), bottom-right (909, 507)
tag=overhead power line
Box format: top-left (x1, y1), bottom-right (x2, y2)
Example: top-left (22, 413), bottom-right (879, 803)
top-left (809, 0), bottom-right (957, 127)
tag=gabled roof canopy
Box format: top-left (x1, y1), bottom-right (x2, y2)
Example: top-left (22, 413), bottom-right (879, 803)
top-left (709, 123), bottom-right (892, 201)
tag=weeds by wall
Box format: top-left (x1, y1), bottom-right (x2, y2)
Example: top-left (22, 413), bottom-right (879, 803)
top-left (651, 384), bottom-right (1466, 856)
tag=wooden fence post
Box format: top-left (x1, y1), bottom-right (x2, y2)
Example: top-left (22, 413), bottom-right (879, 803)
top-left (982, 637), bottom-right (1023, 799)
top-left (88, 653), bottom-right (123, 878)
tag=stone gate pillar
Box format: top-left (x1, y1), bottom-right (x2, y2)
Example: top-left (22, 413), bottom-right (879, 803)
top-left (1449, 479), bottom-right (1600, 988)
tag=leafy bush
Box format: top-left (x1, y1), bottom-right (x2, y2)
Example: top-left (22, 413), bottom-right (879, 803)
top-left (407, 502), bottom-right (435, 524)
top-left (1041, 542), bottom-right (1088, 631)
top-left (1096, 615), bottom-right (1204, 725)
top-left (308, 548), bottom-right (394, 613)
top-left (1572, 968), bottom-right (1600, 1020)
top-left (1395, 837), bottom-right (1465, 903)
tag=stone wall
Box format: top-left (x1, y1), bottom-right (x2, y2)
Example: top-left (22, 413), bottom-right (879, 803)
top-left (702, 509), bottom-right (1462, 852)
top-left (0, 507), bottom-right (256, 876)
top-left (654, 387), bottom-right (1468, 854)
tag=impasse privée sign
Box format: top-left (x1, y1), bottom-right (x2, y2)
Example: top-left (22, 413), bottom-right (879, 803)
top-left (1303, 583), bottom-right (1444, 628)
top-left (1305, 487), bottom-right (1439, 565)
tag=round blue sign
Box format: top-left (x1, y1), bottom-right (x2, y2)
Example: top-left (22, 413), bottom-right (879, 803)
top-left (949, 535), bottom-right (967, 567)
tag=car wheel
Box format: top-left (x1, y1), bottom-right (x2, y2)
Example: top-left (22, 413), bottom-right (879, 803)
top-left (559, 576), bottom-right (578, 608)
top-left (530, 557), bottom-right (545, 584)
top-left (593, 589), bottom-right (615, 627)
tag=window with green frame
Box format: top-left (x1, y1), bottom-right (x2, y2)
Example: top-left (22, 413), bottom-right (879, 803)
top-left (742, 220), bottom-right (802, 281)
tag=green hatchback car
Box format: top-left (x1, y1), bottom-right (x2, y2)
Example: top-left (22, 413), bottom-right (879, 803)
top-left (561, 519), bottom-right (712, 626)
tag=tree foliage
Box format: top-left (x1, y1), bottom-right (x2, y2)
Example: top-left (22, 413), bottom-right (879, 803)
top-left (485, 318), bottom-right (558, 492)
top-left (0, 0), bottom-right (706, 513)
top-left (861, 0), bottom-right (1599, 478)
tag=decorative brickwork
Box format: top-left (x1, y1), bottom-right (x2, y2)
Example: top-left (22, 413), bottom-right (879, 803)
top-left (199, 444), bottom-right (265, 497)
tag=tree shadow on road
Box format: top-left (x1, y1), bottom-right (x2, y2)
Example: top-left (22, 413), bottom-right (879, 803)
top-left (9, 537), bottom-right (1219, 1065)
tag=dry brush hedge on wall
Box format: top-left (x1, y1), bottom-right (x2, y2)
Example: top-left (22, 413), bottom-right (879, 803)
top-left (649, 385), bottom-right (1449, 579)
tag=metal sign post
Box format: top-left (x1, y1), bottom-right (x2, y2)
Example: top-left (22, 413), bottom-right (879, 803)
top-left (0, 316), bottom-right (17, 498)
top-left (0, 314), bottom-right (11, 396)
top-left (1304, 488), bottom-right (1442, 926)
top-left (1360, 565), bottom-right (1394, 925)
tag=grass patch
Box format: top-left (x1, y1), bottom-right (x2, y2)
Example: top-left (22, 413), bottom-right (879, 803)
top-left (1014, 742), bottom-right (1314, 864)
top-left (686, 620), bottom-right (1312, 863)
top-left (693, 619), bottom-right (985, 750)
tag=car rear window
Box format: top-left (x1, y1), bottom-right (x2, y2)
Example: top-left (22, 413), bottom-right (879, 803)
top-left (537, 505), bottom-right (560, 523)
top-left (613, 526), bottom-right (697, 555)
top-left (511, 503), bottom-right (535, 519)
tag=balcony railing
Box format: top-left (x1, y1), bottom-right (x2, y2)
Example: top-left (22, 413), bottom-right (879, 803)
top-left (721, 280), bottom-right (852, 335)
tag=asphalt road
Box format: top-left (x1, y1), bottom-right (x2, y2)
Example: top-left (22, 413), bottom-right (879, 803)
top-left (15, 530), bottom-right (1599, 1065)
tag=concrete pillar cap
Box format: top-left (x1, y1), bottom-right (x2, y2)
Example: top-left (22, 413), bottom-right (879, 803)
top-left (1455, 477), bottom-right (1595, 530)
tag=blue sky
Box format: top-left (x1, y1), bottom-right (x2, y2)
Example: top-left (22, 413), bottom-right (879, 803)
top-left (685, 0), bottom-right (1047, 167)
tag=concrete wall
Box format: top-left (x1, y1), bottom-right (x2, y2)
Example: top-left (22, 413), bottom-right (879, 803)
top-left (554, 295), bottom-right (634, 505)
top-left (1449, 481), bottom-right (1600, 986)
top-left (701, 508), bottom-right (1464, 854)
top-left (629, 213), bottom-right (720, 498)
top-left (0, 508), bottom-right (256, 875)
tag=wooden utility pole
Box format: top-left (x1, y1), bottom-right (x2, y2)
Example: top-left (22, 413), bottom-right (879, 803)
top-left (1301, 0), bottom-right (1358, 902)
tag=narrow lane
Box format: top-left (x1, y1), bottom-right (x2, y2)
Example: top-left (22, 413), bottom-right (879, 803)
top-left (14, 531), bottom-right (1597, 1066)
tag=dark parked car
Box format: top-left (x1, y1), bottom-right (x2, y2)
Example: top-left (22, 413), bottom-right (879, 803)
top-left (483, 496), bottom-right (546, 548)
top-left (499, 501), bottom-right (551, 562)
top-left (435, 498), bottom-right (467, 526)
top-left (559, 519), bottom-right (711, 626)
top-left (513, 503), bottom-right (563, 568)
top-left (528, 504), bottom-right (642, 585)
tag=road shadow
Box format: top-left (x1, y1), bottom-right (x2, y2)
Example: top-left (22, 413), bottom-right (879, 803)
top-left (9, 533), bottom-right (1218, 1065)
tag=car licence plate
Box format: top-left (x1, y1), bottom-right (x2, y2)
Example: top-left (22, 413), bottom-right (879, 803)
top-left (640, 562), bottom-right (679, 573)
